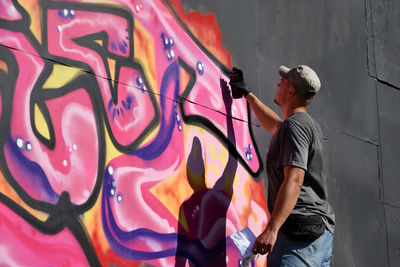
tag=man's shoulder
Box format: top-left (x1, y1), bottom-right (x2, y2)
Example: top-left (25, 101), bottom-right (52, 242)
top-left (287, 112), bottom-right (313, 122)
top-left (282, 113), bottom-right (323, 140)
top-left (283, 113), bottom-right (309, 130)
top-left (287, 112), bottom-right (320, 129)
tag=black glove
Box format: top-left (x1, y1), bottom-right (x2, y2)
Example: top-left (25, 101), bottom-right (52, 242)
top-left (229, 67), bottom-right (250, 99)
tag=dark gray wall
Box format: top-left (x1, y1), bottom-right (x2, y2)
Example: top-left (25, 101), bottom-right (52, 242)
top-left (181, 0), bottom-right (400, 266)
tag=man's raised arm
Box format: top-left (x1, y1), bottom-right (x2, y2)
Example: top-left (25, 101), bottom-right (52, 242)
top-left (246, 92), bottom-right (281, 135)
top-left (229, 67), bottom-right (281, 135)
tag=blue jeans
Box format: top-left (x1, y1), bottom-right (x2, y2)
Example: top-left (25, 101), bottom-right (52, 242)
top-left (267, 229), bottom-right (333, 267)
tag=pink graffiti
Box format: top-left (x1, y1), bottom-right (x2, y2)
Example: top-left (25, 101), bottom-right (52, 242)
top-left (45, 7), bottom-right (159, 148)
top-left (1, 29), bottom-right (99, 205)
top-left (0, 0), bottom-right (267, 266)
top-left (139, 0), bottom-right (259, 167)
top-left (0, 201), bottom-right (88, 266)
top-left (0, 0), bottom-right (22, 21)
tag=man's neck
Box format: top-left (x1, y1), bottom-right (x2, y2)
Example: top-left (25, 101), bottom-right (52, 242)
top-left (282, 106), bottom-right (307, 119)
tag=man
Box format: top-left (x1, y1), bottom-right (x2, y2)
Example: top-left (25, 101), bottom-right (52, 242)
top-left (229, 65), bottom-right (335, 266)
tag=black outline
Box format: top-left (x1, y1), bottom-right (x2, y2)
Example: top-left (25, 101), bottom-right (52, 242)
top-left (40, 0), bottom-right (161, 153)
top-left (163, 0), bottom-right (232, 75)
top-left (0, 0), bottom-right (264, 265)
top-left (178, 57), bottom-right (263, 179)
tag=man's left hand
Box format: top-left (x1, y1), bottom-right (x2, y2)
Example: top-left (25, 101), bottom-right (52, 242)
top-left (229, 67), bottom-right (250, 99)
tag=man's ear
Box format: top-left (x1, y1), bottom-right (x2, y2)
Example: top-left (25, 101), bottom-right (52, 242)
top-left (288, 86), bottom-right (296, 96)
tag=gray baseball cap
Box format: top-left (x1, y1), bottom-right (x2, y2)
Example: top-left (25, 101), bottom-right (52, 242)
top-left (279, 65), bottom-right (321, 99)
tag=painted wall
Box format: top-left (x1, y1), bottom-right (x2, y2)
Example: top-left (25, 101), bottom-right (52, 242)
top-left (178, 0), bottom-right (400, 266)
top-left (0, 0), bottom-right (268, 266)
top-left (2, 0), bottom-right (400, 266)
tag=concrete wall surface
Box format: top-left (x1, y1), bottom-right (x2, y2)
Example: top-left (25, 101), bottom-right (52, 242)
top-left (180, 0), bottom-right (399, 266)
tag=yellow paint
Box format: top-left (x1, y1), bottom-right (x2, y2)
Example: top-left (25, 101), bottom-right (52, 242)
top-left (19, 0), bottom-right (42, 44)
top-left (107, 58), bottom-right (116, 87)
top-left (210, 142), bottom-right (227, 162)
top-left (82, 183), bottom-right (110, 256)
top-left (178, 205), bottom-right (189, 232)
top-left (0, 59), bottom-right (8, 74)
top-left (34, 104), bottom-right (50, 140)
top-left (149, 126), bottom-right (209, 227)
top-left (104, 121), bottom-right (123, 165)
top-left (208, 143), bottom-right (228, 177)
top-left (150, 161), bottom-right (192, 223)
top-left (133, 19), bottom-right (157, 94)
top-left (94, 39), bottom-right (104, 47)
top-left (138, 124), bottom-right (160, 147)
top-left (42, 64), bottom-right (83, 89)
top-left (82, 0), bottom-right (124, 8)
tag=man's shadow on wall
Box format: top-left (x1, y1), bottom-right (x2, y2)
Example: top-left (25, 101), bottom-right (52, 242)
top-left (175, 79), bottom-right (238, 266)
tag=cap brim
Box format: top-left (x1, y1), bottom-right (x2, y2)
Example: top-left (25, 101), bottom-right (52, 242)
top-left (278, 65), bottom-right (290, 78)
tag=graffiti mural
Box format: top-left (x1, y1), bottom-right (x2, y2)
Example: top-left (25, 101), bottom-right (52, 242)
top-left (0, 0), bottom-right (268, 266)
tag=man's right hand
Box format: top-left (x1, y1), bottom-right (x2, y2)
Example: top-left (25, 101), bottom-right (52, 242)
top-left (252, 227), bottom-right (278, 255)
top-left (229, 67), bottom-right (250, 99)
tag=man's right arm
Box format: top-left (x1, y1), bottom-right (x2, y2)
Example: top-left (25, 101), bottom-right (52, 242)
top-left (246, 92), bottom-right (282, 135)
top-left (229, 67), bottom-right (281, 134)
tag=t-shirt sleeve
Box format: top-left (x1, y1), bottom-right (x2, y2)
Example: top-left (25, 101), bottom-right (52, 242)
top-left (277, 121), bottom-right (309, 170)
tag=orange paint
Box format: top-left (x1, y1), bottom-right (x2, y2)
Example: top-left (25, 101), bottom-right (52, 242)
top-left (0, 59), bottom-right (8, 74)
top-left (168, 0), bottom-right (233, 68)
top-left (179, 63), bottom-right (191, 95)
top-left (19, 0), bottom-right (42, 44)
top-left (134, 19), bottom-right (158, 93)
top-left (150, 160), bottom-right (192, 220)
top-left (0, 172), bottom-right (49, 221)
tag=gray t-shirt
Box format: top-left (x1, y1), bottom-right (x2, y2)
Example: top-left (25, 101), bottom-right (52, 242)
top-left (266, 112), bottom-right (335, 233)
